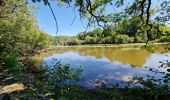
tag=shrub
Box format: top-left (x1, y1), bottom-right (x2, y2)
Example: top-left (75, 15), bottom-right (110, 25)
top-left (42, 59), bottom-right (84, 98)
top-left (160, 36), bottom-right (170, 42)
top-left (84, 36), bottom-right (98, 44)
top-left (102, 37), bottom-right (112, 44)
top-left (113, 34), bottom-right (132, 44)
top-left (48, 60), bottom-right (83, 88)
top-left (67, 38), bottom-right (80, 45)
top-left (1, 52), bottom-right (21, 75)
top-left (128, 59), bottom-right (170, 100)
top-left (127, 36), bottom-right (135, 43)
top-left (134, 36), bottom-right (143, 43)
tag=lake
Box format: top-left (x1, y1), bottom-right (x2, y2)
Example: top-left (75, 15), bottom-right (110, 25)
top-left (41, 44), bottom-right (170, 88)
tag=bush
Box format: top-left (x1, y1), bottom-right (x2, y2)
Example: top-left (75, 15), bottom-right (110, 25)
top-left (42, 59), bottom-right (84, 98)
top-left (83, 36), bottom-right (98, 44)
top-left (43, 59), bottom-right (84, 88)
top-left (113, 34), bottom-right (134, 44)
top-left (160, 36), bottom-right (170, 42)
top-left (127, 36), bottom-right (135, 43)
top-left (134, 36), bottom-right (143, 43)
top-left (102, 37), bottom-right (112, 44)
top-left (1, 52), bottom-right (21, 75)
top-left (128, 59), bottom-right (170, 100)
top-left (67, 38), bottom-right (80, 45)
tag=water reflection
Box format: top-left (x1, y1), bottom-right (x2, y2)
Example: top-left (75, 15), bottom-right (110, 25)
top-left (43, 47), bottom-right (150, 67)
top-left (43, 47), bottom-right (170, 88)
top-left (42, 44), bottom-right (169, 67)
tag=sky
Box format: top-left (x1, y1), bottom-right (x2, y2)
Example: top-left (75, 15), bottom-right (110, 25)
top-left (29, 0), bottom-right (125, 36)
top-left (30, 0), bottom-right (163, 36)
top-left (30, 1), bottom-right (88, 36)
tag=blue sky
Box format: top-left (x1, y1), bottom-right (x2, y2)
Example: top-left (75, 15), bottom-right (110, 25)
top-left (30, 0), bottom-right (125, 36)
top-left (30, 0), bottom-right (162, 36)
top-left (30, 1), bottom-right (88, 36)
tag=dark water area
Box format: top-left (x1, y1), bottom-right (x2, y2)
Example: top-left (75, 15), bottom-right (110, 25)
top-left (43, 45), bottom-right (170, 88)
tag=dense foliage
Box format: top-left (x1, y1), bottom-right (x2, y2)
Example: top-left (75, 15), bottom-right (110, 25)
top-left (0, 0), bottom-right (51, 73)
top-left (53, 18), bottom-right (170, 45)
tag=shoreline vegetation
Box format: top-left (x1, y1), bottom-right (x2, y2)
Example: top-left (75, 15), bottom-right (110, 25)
top-left (35, 42), bottom-right (170, 60)
top-left (48, 42), bottom-right (170, 48)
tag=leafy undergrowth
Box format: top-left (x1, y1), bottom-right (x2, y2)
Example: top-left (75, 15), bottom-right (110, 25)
top-left (1, 58), bottom-right (170, 100)
top-left (5, 60), bottom-right (170, 100)
top-left (9, 79), bottom-right (170, 100)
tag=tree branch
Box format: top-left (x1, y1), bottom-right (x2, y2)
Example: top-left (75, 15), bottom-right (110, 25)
top-left (47, 2), bottom-right (58, 35)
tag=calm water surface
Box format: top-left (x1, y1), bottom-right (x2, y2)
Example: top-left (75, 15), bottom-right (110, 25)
top-left (43, 45), bottom-right (170, 88)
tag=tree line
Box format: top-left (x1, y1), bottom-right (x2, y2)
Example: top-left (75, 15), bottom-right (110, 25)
top-left (53, 17), bottom-right (170, 45)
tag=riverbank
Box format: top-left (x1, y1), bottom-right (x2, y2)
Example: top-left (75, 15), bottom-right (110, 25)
top-left (48, 42), bottom-right (170, 48)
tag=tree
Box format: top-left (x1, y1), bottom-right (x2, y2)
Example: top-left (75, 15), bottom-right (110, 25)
top-left (114, 17), bottom-right (142, 37)
top-left (0, 0), bottom-right (51, 70)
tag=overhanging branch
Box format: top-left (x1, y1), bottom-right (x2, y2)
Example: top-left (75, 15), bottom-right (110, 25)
top-left (47, 2), bottom-right (58, 35)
